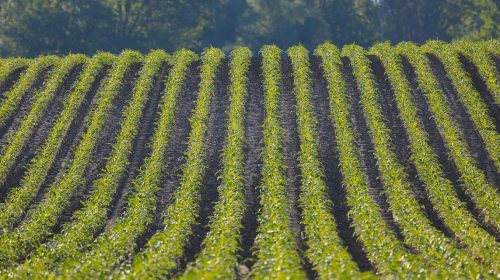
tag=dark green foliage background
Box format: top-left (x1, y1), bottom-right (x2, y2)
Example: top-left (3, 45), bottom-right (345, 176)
top-left (0, 0), bottom-right (498, 56)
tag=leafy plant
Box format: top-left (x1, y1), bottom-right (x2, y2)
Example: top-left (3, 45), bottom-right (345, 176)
top-left (370, 42), bottom-right (493, 277)
top-left (288, 45), bottom-right (373, 279)
top-left (0, 50), bottom-right (141, 269)
top-left (128, 47), bottom-right (224, 278)
top-left (0, 58), bottom-right (30, 88)
top-left (398, 42), bottom-right (500, 270)
top-left (182, 47), bottom-right (252, 279)
top-left (0, 55), bottom-right (59, 130)
top-left (0, 52), bottom-right (112, 232)
top-left (249, 45), bottom-right (305, 279)
top-left (424, 41), bottom-right (500, 171)
top-left (316, 43), bottom-right (428, 278)
top-left (57, 49), bottom-right (197, 279)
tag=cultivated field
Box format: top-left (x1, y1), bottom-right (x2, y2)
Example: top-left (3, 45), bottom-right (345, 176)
top-left (0, 41), bottom-right (498, 279)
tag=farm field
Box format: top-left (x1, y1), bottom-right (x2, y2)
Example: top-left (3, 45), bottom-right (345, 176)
top-left (0, 40), bottom-right (498, 279)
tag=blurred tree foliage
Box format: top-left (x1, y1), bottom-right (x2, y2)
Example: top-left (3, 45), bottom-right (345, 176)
top-left (0, 0), bottom-right (497, 56)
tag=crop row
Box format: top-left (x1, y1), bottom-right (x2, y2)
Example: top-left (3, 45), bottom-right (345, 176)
top-left (0, 42), bottom-right (497, 278)
top-left (7, 51), bottom-right (166, 279)
top-left (250, 45), bottom-right (305, 279)
top-left (399, 43), bottom-right (500, 227)
top-left (0, 54), bottom-right (87, 190)
top-left (424, 41), bottom-right (500, 172)
top-left (480, 40), bottom-right (500, 57)
top-left (348, 44), bottom-right (457, 276)
top-left (0, 53), bottom-right (113, 232)
top-left (126, 48), bottom-right (224, 278)
top-left (182, 47), bottom-right (252, 279)
top-left (453, 41), bottom-right (500, 106)
top-left (398, 42), bottom-right (500, 270)
top-left (315, 43), bottom-right (428, 278)
top-left (369, 43), bottom-right (493, 277)
top-left (287, 45), bottom-right (370, 279)
top-left (55, 50), bottom-right (197, 279)
top-left (0, 58), bottom-right (30, 89)
top-left (0, 50), bottom-right (142, 270)
top-left (0, 55), bottom-right (59, 129)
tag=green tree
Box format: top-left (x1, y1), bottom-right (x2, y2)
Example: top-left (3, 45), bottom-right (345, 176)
top-left (0, 0), bottom-right (110, 56)
top-left (444, 0), bottom-right (499, 40)
top-left (0, 0), bottom-right (208, 56)
top-left (237, 0), bottom-right (373, 50)
top-left (201, 0), bottom-right (248, 51)
top-left (374, 0), bottom-right (450, 43)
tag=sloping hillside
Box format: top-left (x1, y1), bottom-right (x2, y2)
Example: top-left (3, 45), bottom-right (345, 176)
top-left (0, 40), bottom-right (498, 279)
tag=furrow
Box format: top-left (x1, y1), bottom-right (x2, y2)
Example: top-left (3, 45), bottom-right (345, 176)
top-left (182, 47), bottom-right (252, 279)
top-left (0, 55), bottom-right (86, 199)
top-left (0, 56), bottom-right (59, 130)
top-left (424, 42), bottom-right (500, 172)
top-left (249, 45), bottom-right (305, 279)
top-left (0, 51), bottom-right (142, 269)
top-left (315, 43), bottom-right (424, 278)
top-left (124, 48), bottom-right (225, 279)
top-left (310, 55), bottom-right (373, 272)
top-left (0, 58), bottom-right (30, 97)
top-left (0, 54), bottom-right (108, 231)
top-left (288, 46), bottom-right (370, 279)
top-left (370, 43), bottom-right (494, 277)
top-left (398, 42), bottom-right (500, 271)
top-left (54, 50), bottom-right (197, 279)
top-left (280, 57), bottom-right (314, 277)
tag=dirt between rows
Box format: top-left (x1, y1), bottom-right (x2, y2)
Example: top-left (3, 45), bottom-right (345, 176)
top-left (2, 54), bottom-right (498, 278)
top-left (0, 66), bottom-right (27, 99)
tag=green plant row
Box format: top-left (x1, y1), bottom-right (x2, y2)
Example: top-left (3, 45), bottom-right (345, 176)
top-left (368, 43), bottom-right (493, 277)
top-left (0, 54), bottom-right (86, 190)
top-left (452, 40), bottom-right (500, 105)
top-left (127, 47), bottom-right (225, 278)
top-left (314, 42), bottom-right (422, 278)
top-left (479, 40), bottom-right (500, 57)
top-left (56, 50), bottom-right (197, 279)
top-left (342, 44), bottom-right (437, 278)
top-left (287, 45), bottom-right (371, 279)
top-left (0, 53), bottom-right (113, 232)
top-left (397, 42), bottom-right (500, 270)
top-left (181, 47), bottom-right (252, 279)
top-left (5, 51), bottom-right (166, 279)
top-left (0, 55), bottom-right (59, 129)
top-left (0, 50), bottom-right (142, 269)
top-left (400, 42), bottom-right (500, 230)
top-left (423, 41), bottom-right (500, 172)
top-left (0, 58), bottom-right (30, 89)
top-left (249, 45), bottom-right (305, 279)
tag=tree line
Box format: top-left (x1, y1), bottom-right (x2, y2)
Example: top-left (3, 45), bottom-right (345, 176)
top-left (0, 0), bottom-right (498, 57)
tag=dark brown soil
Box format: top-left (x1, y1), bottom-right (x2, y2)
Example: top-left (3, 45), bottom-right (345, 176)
top-left (457, 55), bottom-right (499, 128)
top-left (426, 54), bottom-right (499, 189)
top-left (0, 66), bottom-right (27, 98)
top-left (369, 55), bottom-right (453, 238)
top-left (177, 59), bottom-right (230, 273)
top-left (50, 63), bottom-right (142, 234)
top-left (134, 61), bottom-right (200, 252)
top-left (0, 65), bottom-right (83, 201)
top-left (239, 58), bottom-right (264, 269)
top-left (24, 66), bottom-right (110, 214)
top-left (402, 56), bottom-right (499, 239)
top-left (310, 56), bottom-right (373, 272)
top-left (341, 57), bottom-right (408, 246)
top-left (280, 58), bottom-right (315, 278)
top-left (105, 63), bottom-right (169, 228)
top-left (2, 53), bottom-right (498, 278)
top-left (0, 66), bottom-right (52, 141)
